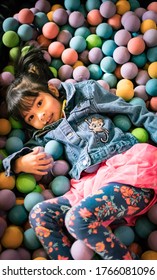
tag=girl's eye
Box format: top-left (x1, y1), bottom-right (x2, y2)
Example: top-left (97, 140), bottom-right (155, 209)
top-left (28, 115), bottom-right (34, 122)
top-left (37, 100), bottom-right (42, 107)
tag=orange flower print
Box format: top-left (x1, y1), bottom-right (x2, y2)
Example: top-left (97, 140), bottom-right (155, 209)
top-left (88, 221), bottom-right (100, 229)
top-left (30, 212), bottom-right (36, 219)
top-left (127, 205), bottom-right (139, 215)
top-left (79, 208), bottom-right (92, 218)
top-left (35, 226), bottom-right (51, 238)
top-left (35, 207), bottom-right (42, 214)
top-left (120, 186), bottom-right (134, 197)
top-left (123, 251), bottom-right (133, 260)
top-left (95, 242), bottom-right (105, 252)
top-left (58, 255), bottom-right (69, 260)
top-left (62, 236), bottom-right (71, 247)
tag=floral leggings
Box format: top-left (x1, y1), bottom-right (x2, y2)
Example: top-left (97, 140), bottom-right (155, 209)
top-left (29, 182), bottom-right (153, 260)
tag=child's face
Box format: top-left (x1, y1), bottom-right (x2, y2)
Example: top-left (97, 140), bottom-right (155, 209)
top-left (23, 91), bottom-right (62, 129)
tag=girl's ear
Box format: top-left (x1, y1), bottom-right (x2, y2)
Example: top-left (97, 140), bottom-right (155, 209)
top-left (48, 83), bottom-right (59, 97)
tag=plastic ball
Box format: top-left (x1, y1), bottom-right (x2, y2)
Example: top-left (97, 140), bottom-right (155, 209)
top-left (18, 8), bottom-right (34, 24)
top-left (85, 0), bottom-right (101, 11)
top-left (113, 114), bottom-right (132, 132)
top-left (122, 14), bottom-right (141, 32)
top-left (57, 30), bottom-right (72, 46)
top-left (1, 225), bottom-right (23, 249)
top-left (53, 8), bottom-right (68, 26)
top-left (58, 65), bottom-right (72, 81)
top-left (146, 79), bottom-right (157, 97)
top-left (88, 64), bottom-right (102, 80)
top-left (9, 128), bottom-right (25, 142)
top-left (113, 46), bottom-right (130, 64)
top-left (102, 40), bottom-right (117, 57)
top-left (88, 47), bottom-right (103, 64)
top-left (61, 48), bottom-right (78, 65)
top-left (142, 10), bottom-right (157, 23)
top-left (9, 117), bottom-right (23, 129)
top-left (8, 204), bottom-right (28, 225)
top-left (51, 160), bottom-right (70, 176)
top-left (17, 24), bottom-right (34, 41)
top-left (0, 172), bottom-right (16, 190)
top-left (0, 189), bottom-right (16, 210)
top-left (147, 1), bottom-right (157, 12)
top-left (73, 66), bottom-right (90, 81)
top-left (134, 85), bottom-right (148, 101)
top-left (116, 87), bottom-right (134, 101)
top-left (131, 128), bottom-right (149, 143)
top-left (120, 62), bottom-right (138, 79)
top-left (135, 70), bottom-right (150, 85)
top-left (69, 35), bottom-right (87, 53)
top-left (68, 11), bottom-right (85, 28)
top-left (127, 37), bottom-right (145, 55)
top-left (147, 204), bottom-right (157, 225)
top-left (129, 97), bottom-right (146, 107)
top-left (116, 0), bottom-right (131, 15)
top-left (50, 175), bottom-right (70, 196)
top-left (0, 118), bottom-right (11, 135)
top-left (2, 31), bottom-right (20, 48)
top-left (102, 73), bottom-right (117, 88)
top-left (74, 26), bottom-right (90, 39)
top-left (87, 10), bottom-right (103, 26)
top-left (70, 240), bottom-right (94, 260)
top-left (44, 140), bottom-right (63, 161)
top-left (24, 192), bottom-right (44, 212)
top-left (41, 189), bottom-right (54, 200)
top-left (0, 217), bottom-right (7, 238)
top-left (148, 231), bottom-right (157, 251)
top-left (96, 22), bottom-right (113, 39)
top-left (128, 242), bottom-right (142, 257)
top-left (64, 0), bottom-right (81, 11)
top-left (0, 71), bottom-right (15, 86)
top-left (2, 17), bottom-right (19, 32)
top-left (114, 225), bottom-right (135, 246)
top-left (141, 250), bottom-right (157, 260)
top-left (140, 19), bottom-right (156, 34)
top-left (0, 249), bottom-right (20, 260)
top-left (99, 1), bottom-right (116, 18)
top-left (16, 173), bottom-right (36, 193)
top-left (135, 216), bottom-right (156, 239)
top-left (97, 80), bottom-right (110, 91)
top-left (34, 12), bottom-right (49, 28)
top-left (32, 248), bottom-right (49, 259)
top-left (148, 62), bottom-right (157, 78)
top-left (114, 29), bottom-right (131, 46)
top-left (35, 0), bottom-right (51, 13)
top-left (42, 22), bottom-right (59, 39)
top-left (23, 228), bottom-right (41, 250)
top-left (48, 41), bottom-right (65, 58)
top-left (17, 247), bottom-right (31, 260)
top-left (107, 13), bottom-right (122, 30)
top-left (100, 56), bottom-right (116, 73)
top-left (5, 136), bottom-right (23, 155)
top-left (86, 34), bottom-right (102, 50)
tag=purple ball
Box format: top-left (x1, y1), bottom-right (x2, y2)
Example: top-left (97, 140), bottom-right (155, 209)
top-left (148, 231), bottom-right (157, 251)
top-left (113, 46), bottom-right (130, 64)
top-left (135, 70), bottom-right (150, 85)
top-left (142, 11), bottom-right (157, 23)
top-left (148, 204), bottom-right (157, 225)
top-left (0, 217), bottom-right (7, 238)
top-left (0, 189), bottom-right (16, 211)
top-left (99, 1), bottom-right (116, 18)
top-left (51, 160), bottom-right (70, 176)
top-left (120, 62), bottom-right (138, 79)
top-left (134, 85), bottom-right (149, 101)
top-left (0, 249), bottom-right (20, 260)
top-left (17, 247), bottom-right (31, 260)
top-left (70, 240), bottom-right (94, 260)
top-left (134, 7), bottom-right (146, 19)
top-left (114, 29), bottom-right (131, 46)
top-left (122, 14), bottom-right (141, 32)
top-left (58, 65), bottom-right (73, 81)
top-left (0, 72), bottom-right (15, 86)
top-left (53, 8), bottom-right (68, 26)
top-left (48, 78), bottom-right (61, 88)
top-left (143, 29), bottom-right (157, 47)
top-left (121, 11), bottom-right (134, 25)
top-left (35, 0), bottom-right (51, 13)
top-left (68, 11), bottom-right (85, 28)
top-left (57, 30), bottom-right (72, 46)
top-left (88, 47), bottom-right (103, 64)
top-left (41, 189), bottom-right (55, 200)
top-left (73, 66), bottom-right (90, 81)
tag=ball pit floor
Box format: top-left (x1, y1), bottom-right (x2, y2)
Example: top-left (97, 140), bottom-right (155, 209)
top-left (1, 0), bottom-right (157, 260)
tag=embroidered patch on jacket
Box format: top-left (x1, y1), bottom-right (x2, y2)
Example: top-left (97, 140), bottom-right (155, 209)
top-left (85, 117), bottom-right (109, 143)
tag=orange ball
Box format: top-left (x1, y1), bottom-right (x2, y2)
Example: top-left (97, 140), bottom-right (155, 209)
top-left (149, 97), bottom-right (157, 111)
top-left (48, 41), bottom-right (65, 58)
top-left (107, 14), bottom-right (122, 30)
top-left (117, 78), bottom-right (134, 89)
top-left (0, 172), bottom-right (15, 190)
top-left (51, 4), bottom-right (63, 11)
top-left (0, 118), bottom-right (11, 135)
top-left (147, 2), bottom-right (157, 13)
top-left (141, 250), bottom-right (157, 260)
top-left (140, 19), bottom-right (156, 34)
top-left (128, 242), bottom-right (142, 256)
top-left (116, 0), bottom-right (131, 15)
top-left (1, 225), bottom-right (23, 249)
top-left (18, 8), bottom-right (34, 24)
top-left (42, 22), bottom-right (59, 39)
top-left (33, 257), bottom-right (47, 260)
top-left (114, 65), bottom-right (123, 79)
top-left (127, 37), bottom-right (145, 55)
top-left (47, 11), bottom-right (53, 21)
top-left (61, 48), bottom-right (78, 65)
top-left (87, 9), bottom-right (103, 26)
top-left (37, 34), bottom-right (51, 48)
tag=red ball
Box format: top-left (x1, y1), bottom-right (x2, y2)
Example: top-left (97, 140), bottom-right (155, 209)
top-left (42, 22), bottom-right (59, 39)
top-left (48, 41), bottom-right (65, 58)
top-left (61, 48), bottom-right (78, 65)
top-left (18, 8), bottom-right (34, 24)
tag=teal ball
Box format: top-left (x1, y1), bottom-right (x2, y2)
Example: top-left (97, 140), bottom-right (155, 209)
top-left (129, 97), bottom-right (146, 107)
top-left (64, 0), bottom-right (81, 11)
top-left (100, 56), bottom-right (116, 73)
top-left (24, 192), bottom-right (44, 212)
top-left (8, 205), bottom-right (28, 225)
top-left (131, 53), bottom-right (147, 68)
top-left (69, 35), bottom-right (87, 53)
top-left (23, 228), bottom-right (41, 250)
top-left (102, 39), bottom-right (117, 56)
top-left (88, 64), bottom-right (102, 80)
top-left (96, 22), bottom-right (113, 39)
top-left (50, 175), bottom-right (70, 196)
top-left (2, 31), bottom-right (20, 48)
top-left (146, 79), bottom-right (157, 96)
top-left (147, 46), bottom-right (157, 62)
top-left (5, 136), bottom-right (23, 154)
top-left (113, 114), bottom-right (132, 132)
top-left (45, 140), bottom-right (63, 160)
top-left (85, 0), bottom-right (101, 11)
top-left (17, 24), bottom-right (34, 41)
top-left (2, 17), bottom-right (19, 32)
top-left (34, 12), bottom-right (49, 29)
top-left (102, 73), bottom-right (117, 88)
top-left (135, 216), bottom-right (156, 239)
top-left (114, 225), bottom-right (135, 246)
top-left (9, 129), bottom-right (25, 142)
top-left (74, 27), bottom-right (90, 39)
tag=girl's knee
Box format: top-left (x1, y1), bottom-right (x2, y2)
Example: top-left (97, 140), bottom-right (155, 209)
top-left (29, 200), bottom-right (47, 227)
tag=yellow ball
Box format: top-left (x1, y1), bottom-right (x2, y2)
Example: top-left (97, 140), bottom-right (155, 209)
top-left (148, 62), bottom-right (157, 78)
top-left (73, 60), bottom-right (84, 69)
top-left (116, 0), bottom-right (130, 15)
top-left (47, 11), bottom-right (53, 21)
top-left (140, 19), bottom-right (156, 34)
top-left (0, 118), bottom-right (12, 136)
top-left (117, 79), bottom-right (134, 89)
top-left (116, 87), bottom-right (134, 101)
top-left (1, 225), bottom-right (23, 249)
top-left (51, 4), bottom-right (63, 11)
top-left (141, 250), bottom-right (157, 260)
top-left (0, 172), bottom-right (15, 190)
top-left (33, 257), bottom-right (47, 260)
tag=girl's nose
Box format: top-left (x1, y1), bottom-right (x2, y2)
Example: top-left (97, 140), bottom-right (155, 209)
top-left (38, 112), bottom-right (45, 121)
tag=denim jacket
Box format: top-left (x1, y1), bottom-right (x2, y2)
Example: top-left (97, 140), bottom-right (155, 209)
top-left (3, 80), bottom-right (157, 179)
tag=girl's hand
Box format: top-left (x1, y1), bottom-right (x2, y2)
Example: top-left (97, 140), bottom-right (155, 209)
top-left (13, 147), bottom-right (53, 175)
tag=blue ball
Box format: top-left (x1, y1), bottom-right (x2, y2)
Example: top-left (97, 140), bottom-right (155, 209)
top-left (85, 0), bottom-right (101, 11)
top-left (147, 46), bottom-right (157, 62)
top-left (49, 175), bottom-right (70, 196)
top-left (102, 39), bottom-right (117, 56)
top-left (2, 17), bottom-right (19, 32)
top-left (129, 97), bottom-right (146, 107)
top-left (9, 129), bottom-right (25, 142)
top-left (5, 136), bottom-right (23, 154)
top-left (88, 64), bottom-right (102, 80)
top-left (146, 79), bottom-right (157, 96)
top-left (24, 228), bottom-right (41, 250)
top-left (45, 140), bottom-right (63, 160)
top-left (34, 12), bottom-right (49, 29)
top-left (100, 56), bottom-right (117, 73)
top-left (17, 24), bottom-right (34, 41)
top-left (135, 216), bottom-right (156, 239)
top-left (64, 0), bottom-right (81, 11)
top-left (69, 36), bottom-right (87, 53)
top-left (96, 23), bottom-right (113, 39)
top-left (113, 114), bottom-right (132, 132)
top-left (24, 192), bottom-right (44, 212)
top-left (114, 225), bottom-right (135, 246)
top-left (102, 73), bottom-right (117, 88)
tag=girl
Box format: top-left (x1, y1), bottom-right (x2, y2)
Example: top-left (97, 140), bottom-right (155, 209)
top-left (3, 48), bottom-right (157, 260)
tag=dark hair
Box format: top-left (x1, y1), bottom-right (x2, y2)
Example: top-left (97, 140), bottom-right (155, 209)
top-left (6, 47), bottom-right (56, 122)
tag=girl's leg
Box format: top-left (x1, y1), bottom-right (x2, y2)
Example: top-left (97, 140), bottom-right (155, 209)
top-left (29, 196), bottom-right (74, 260)
top-left (65, 182), bottom-right (153, 260)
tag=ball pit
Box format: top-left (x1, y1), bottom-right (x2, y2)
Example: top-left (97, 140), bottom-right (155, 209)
top-left (0, 0), bottom-right (157, 261)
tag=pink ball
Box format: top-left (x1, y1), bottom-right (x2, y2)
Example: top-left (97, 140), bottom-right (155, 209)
top-left (120, 62), bottom-right (138, 79)
top-left (42, 22), bottom-right (59, 39)
top-left (61, 48), bottom-right (78, 65)
top-left (114, 29), bottom-right (131, 46)
top-left (148, 204), bottom-right (157, 225)
top-left (100, 1), bottom-right (116, 18)
top-left (18, 8), bottom-right (34, 24)
top-left (48, 78), bottom-right (61, 88)
top-left (148, 230), bottom-right (157, 251)
top-left (48, 41), bottom-right (65, 58)
top-left (135, 69), bottom-right (150, 85)
top-left (134, 85), bottom-right (149, 101)
top-left (97, 80), bottom-right (110, 91)
top-left (58, 65), bottom-right (73, 81)
top-left (88, 47), bottom-right (103, 64)
top-left (0, 72), bottom-right (15, 86)
top-left (113, 46), bottom-right (130, 64)
top-left (35, 0), bottom-right (51, 13)
top-left (73, 66), bottom-right (90, 81)
top-left (68, 11), bottom-right (85, 28)
top-left (53, 8), bottom-right (68, 26)
top-left (70, 240), bottom-right (94, 260)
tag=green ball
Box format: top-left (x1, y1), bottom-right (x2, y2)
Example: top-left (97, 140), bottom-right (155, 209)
top-left (86, 34), bottom-right (102, 50)
top-left (3, 65), bottom-right (15, 75)
top-left (131, 127), bottom-right (149, 143)
top-left (9, 46), bottom-right (20, 62)
top-left (9, 116), bottom-right (23, 129)
top-left (2, 31), bottom-right (20, 48)
top-left (16, 173), bottom-right (36, 193)
top-left (8, 205), bottom-right (28, 225)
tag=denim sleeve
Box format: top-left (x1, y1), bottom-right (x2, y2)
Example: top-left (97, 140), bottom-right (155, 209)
top-left (91, 81), bottom-right (157, 144)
